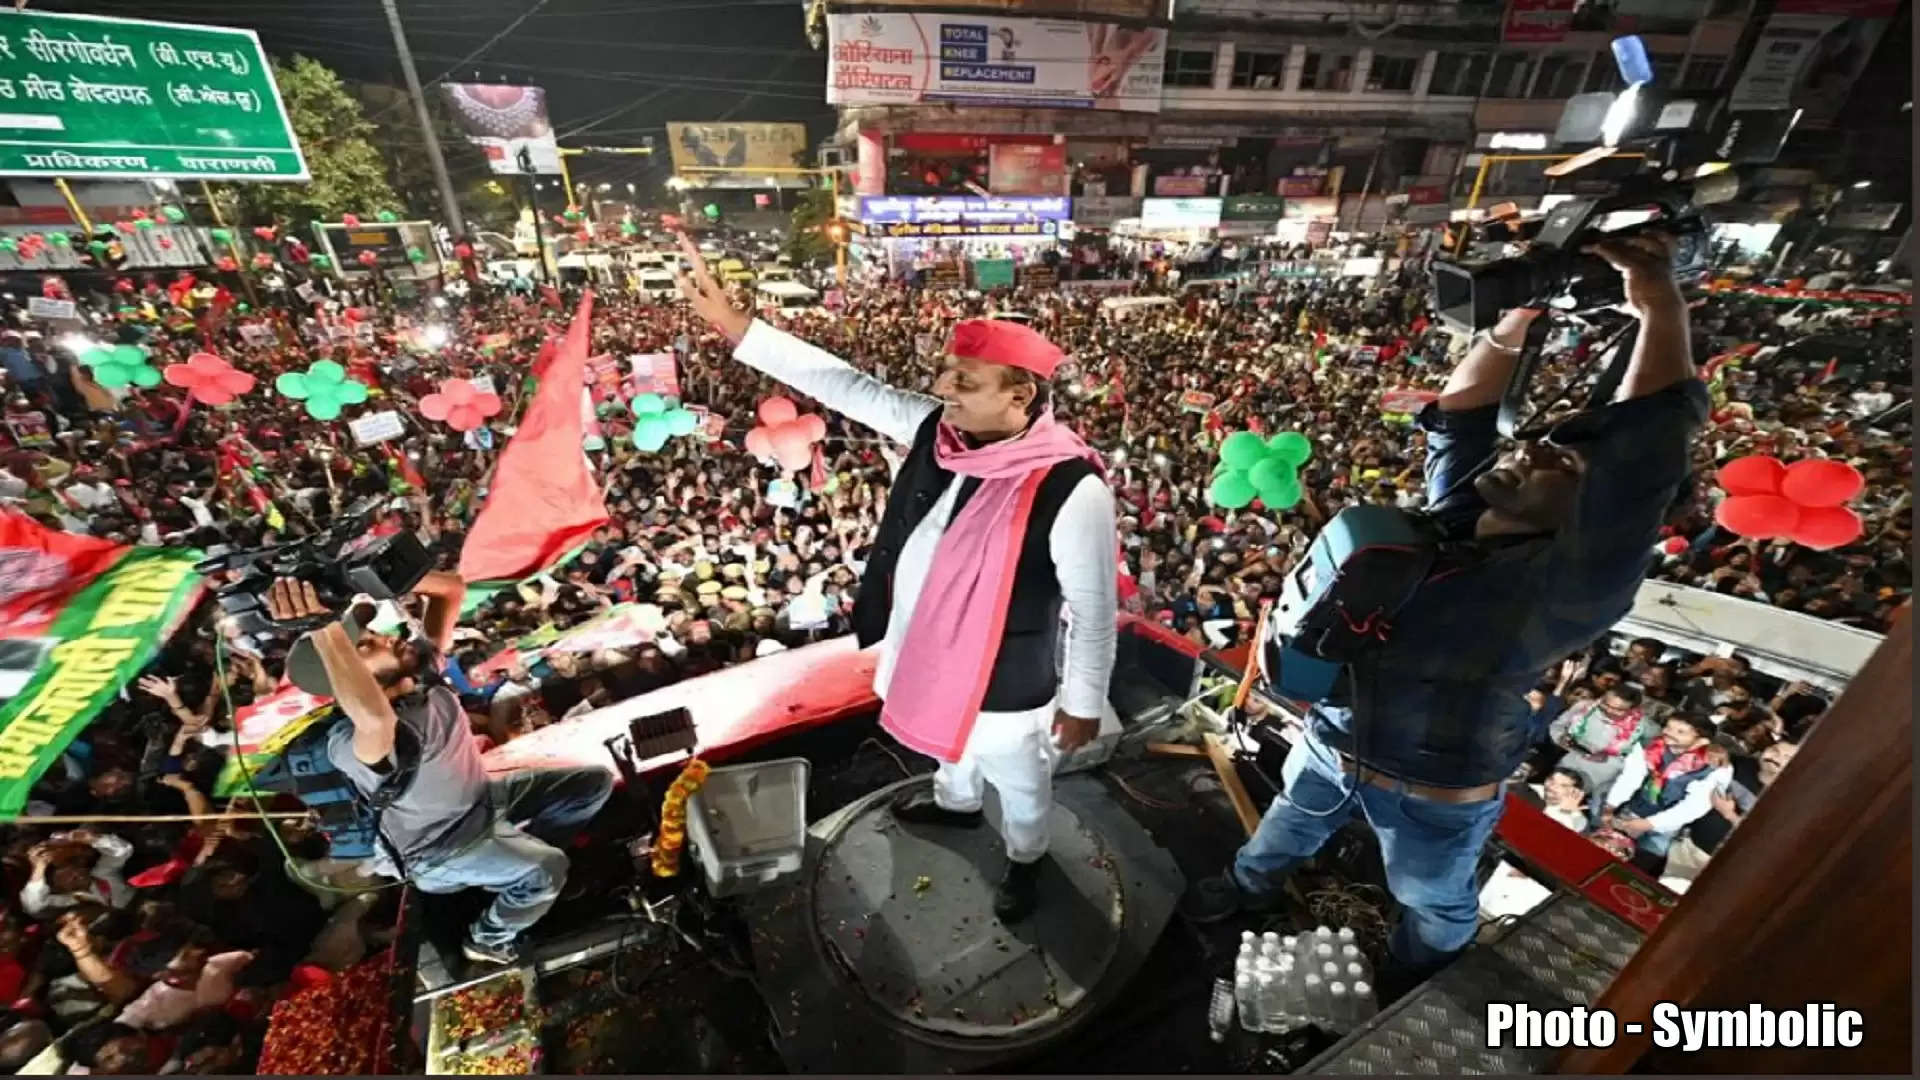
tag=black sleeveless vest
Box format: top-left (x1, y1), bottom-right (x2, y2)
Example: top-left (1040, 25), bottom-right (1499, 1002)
top-left (853, 411), bottom-right (1100, 713)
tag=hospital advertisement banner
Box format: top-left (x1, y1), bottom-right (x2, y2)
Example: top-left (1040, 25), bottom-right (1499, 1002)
top-left (827, 11), bottom-right (1167, 113)
top-left (1728, 0), bottom-right (1899, 128)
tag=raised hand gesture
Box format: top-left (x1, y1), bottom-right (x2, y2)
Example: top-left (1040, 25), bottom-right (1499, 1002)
top-left (673, 232), bottom-right (752, 343)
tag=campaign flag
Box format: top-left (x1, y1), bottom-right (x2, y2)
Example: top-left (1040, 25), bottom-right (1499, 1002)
top-left (627, 353), bottom-right (682, 399)
top-left (459, 292), bottom-right (609, 583)
top-left (0, 511), bottom-right (203, 818)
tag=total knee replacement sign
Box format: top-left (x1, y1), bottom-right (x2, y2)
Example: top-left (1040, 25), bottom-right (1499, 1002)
top-left (1486, 1003), bottom-right (1865, 1053)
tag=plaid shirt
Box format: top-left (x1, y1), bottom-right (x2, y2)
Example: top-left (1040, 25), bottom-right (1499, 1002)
top-left (1310, 378), bottom-right (1711, 787)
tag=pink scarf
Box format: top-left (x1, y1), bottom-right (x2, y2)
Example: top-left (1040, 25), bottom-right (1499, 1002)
top-left (881, 411), bottom-right (1102, 763)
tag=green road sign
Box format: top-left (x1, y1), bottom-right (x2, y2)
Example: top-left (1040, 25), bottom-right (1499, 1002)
top-left (0, 10), bottom-right (307, 182)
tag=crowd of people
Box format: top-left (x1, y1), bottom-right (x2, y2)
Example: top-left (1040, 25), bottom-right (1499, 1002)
top-left (0, 231), bottom-right (1908, 1071)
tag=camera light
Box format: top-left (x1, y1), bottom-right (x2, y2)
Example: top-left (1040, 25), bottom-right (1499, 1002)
top-left (1599, 83), bottom-right (1644, 148)
top-left (57, 333), bottom-right (96, 355)
top-left (1111, 447), bottom-right (1128, 464)
top-left (423, 324), bottom-right (449, 349)
top-left (1151, 453), bottom-right (1170, 469)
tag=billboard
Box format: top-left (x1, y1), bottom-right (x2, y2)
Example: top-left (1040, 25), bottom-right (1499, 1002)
top-left (666, 122), bottom-right (809, 188)
top-left (827, 12), bottom-right (1166, 113)
top-left (856, 194), bottom-right (1068, 238)
top-left (0, 10), bottom-right (306, 181)
top-left (841, 0), bottom-right (1162, 15)
top-left (1219, 194), bottom-right (1284, 237)
top-left (1728, 0), bottom-right (1898, 128)
top-left (1072, 194), bottom-right (1140, 227)
top-left (440, 83), bottom-right (560, 175)
top-left (988, 141), bottom-right (1067, 195)
top-left (1140, 197), bottom-right (1221, 230)
top-left (1502, 0), bottom-right (1576, 43)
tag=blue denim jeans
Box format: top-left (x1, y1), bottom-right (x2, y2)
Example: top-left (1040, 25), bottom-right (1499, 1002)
top-left (409, 766), bottom-right (614, 949)
top-left (1232, 735), bottom-right (1506, 971)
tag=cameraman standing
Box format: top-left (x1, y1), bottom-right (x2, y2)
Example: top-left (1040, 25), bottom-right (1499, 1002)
top-left (268, 573), bottom-right (613, 967)
top-left (1190, 235), bottom-right (1709, 986)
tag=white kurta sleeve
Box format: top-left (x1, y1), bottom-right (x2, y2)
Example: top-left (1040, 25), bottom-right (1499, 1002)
top-left (732, 319), bottom-right (941, 447)
top-left (1049, 473), bottom-right (1118, 720)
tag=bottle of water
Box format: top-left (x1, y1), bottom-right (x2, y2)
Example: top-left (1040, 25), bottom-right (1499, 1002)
top-left (1321, 960), bottom-right (1340, 981)
top-left (1327, 981), bottom-right (1351, 1032)
top-left (1346, 961), bottom-right (1368, 986)
top-left (1302, 972), bottom-right (1326, 1027)
top-left (1255, 972), bottom-right (1280, 1033)
top-left (1241, 930), bottom-right (1258, 948)
top-left (1336, 926), bottom-right (1357, 945)
top-left (1235, 942), bottom-right (1257, 978)
top-left (1313, 942), bottom-right (1337, 969)
top-left (1340, 943), bottom-right (1366, 967)
top-left (1208, 977), bottom-right (1235, 1043)
top-left (1274, 956), bottom-right (1306, 1031)
top-left (1351, 980), bottom-right (1377, 1024)
top-left (1235, 973), bottom-right (1259, 1033)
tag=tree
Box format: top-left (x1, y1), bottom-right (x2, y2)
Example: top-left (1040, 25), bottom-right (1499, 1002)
top-left (216, 55), bottom-right (400, 228)
top-left (785, 187), bottom-right (838, 266)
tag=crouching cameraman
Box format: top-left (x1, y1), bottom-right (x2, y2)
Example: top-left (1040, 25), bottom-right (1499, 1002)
top-left (266, 573), bottom-right (613, 967)
top-left (1190, 235), bottom-right (1708, 986)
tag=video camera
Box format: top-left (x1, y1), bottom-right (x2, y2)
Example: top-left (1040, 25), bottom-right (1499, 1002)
top-left (194, 496), bottom-right (435, 648)
top-left (1430, 35), bottom-right (1797, 336)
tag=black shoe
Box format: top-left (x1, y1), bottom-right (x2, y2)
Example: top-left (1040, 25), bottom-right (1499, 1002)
top-left (1181, 872), bottom-right (1284, 924)
top-left (461, 937), bottom-right (521, 967)
top-left (890, 792), bottom-right (984, 829)
top-left (994, 858), bottom-right (1042, 923)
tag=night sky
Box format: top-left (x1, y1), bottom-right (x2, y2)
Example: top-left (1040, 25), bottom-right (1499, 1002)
top-left (25, 0), bottom-right (834, 192)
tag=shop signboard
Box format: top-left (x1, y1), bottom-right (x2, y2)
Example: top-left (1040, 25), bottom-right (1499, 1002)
top-left (927, 262), bottom-right (964, 289)
top-left (1281, 196), bottom-right (1339, 221)
top-left (858, 194), bottom-right (1068, 238)
top-left (826, 11), bottom-right (1167, 113)
top-left (1140, 197), bottom-right (1221, 230)
top-left (1072, 195), bottom-right (1139, 228)
top-left (1153, 175), bottom-right (1210, 197)
top-left (1018, 263), bottom-right (1058, 289)
top-left (0, 9), bottom-right (307, 181)
top-left (1219, 194), bottom-right (1284, 237)
top-left (1502, 0), bottom-right (1575, 43)
top-left (973, 258), bottom-right (1016, 288)
top-left (1729, 0), bottom-right (1901, 128)
top-left (989, 141), bottom-right (1068, 195)
top-left (1279, 176), bottom-right (1325, 198)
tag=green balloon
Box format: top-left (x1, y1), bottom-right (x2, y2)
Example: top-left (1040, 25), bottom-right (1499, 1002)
top-left (406, 246), bottom-right (425, 263)
top-left (630, 392), bottom-right (666, 416)
top-left (308, 359), bottom-right (345, 381)
top-left (702, 204), bottom-right (720, 219)
top-left (311, 254), bottom-right (332, 269)
top-left (1257, 472), bottom-right (1303, 510)
top-left (46, 232), bottom-right (67, 248)
top-left (162, 205), bottom-right (187, 223)
top-left (633, 415), bottom-right (670, 452)
top-left (1267, 431), bottom-right (1313, 466)
top-left (129, 364), bottom-right (163, 388)
top-left (0, 239), bottom-right (16, 253)
top-left (1247, 456), bottom-right (1295, 494)
top-left (583, 434), bottom-right (606, 451)
top-left (135, 218), bottom-right (156, 231)
top-left (88, 240), bottom-right (109, 255)
top-left (1219, 430), bottom-right (1269, 470)
top-left (1209, 470), bottom-right (1258, 510)
top-left (274, 372), bottom-right (308, 398)
top-left (209, 227), bottom-right (232, 245)
top-left (376, 209), bottom-right (398, 223)
top-left (665, 408), bottom-right (698, 436)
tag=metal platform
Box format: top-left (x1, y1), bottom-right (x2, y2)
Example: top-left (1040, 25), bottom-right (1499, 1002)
top-left (1304, 892), bottom-right (1645, 1074)
top-left (740, 772), bottom-right (1185, 1073)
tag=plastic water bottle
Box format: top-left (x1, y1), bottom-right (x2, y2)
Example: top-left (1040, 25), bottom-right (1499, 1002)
top-left (1208, 977), bottom-right (1235, 1042)
top-left (1351, 980), bottom-right (1377, 1024)
top-left (1336, 926), bottom-right (1357, 945)
top-left (1235, 943), bottom-right (1256, 976)
top-left (1322, 960), bottom-right (1340, 980)
top-left (1274, 957), bottom-right (1306, 1030)
top-left (1300, 973), bottom-right (1325, 1028)
top-left (1255, 972), bottom-right (1280, 1033)
top-left (1327, 981), bottom-right (1351, 1031)
top-left (1346, 961), bottom-right (1368, 985)
top-left (1240, 930), bottom-right (1258, 949)
top-left (1260, 930), bottom-right (1282, 954)
top-left (1235, 973), bottom-right (1259, 1033)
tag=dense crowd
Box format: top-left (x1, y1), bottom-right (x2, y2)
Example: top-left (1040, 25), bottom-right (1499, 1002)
top-left (0, 237), bottom-right (1908, 1071)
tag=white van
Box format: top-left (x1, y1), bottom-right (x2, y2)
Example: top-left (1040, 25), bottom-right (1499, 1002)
top-left (637, 268), bottom-right (679, 300)
top-left (756, 280), bottom-right (820, 314)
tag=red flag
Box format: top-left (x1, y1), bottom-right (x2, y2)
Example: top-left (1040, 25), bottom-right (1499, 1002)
top-left (1817, 356), bottom-right (1838, 384)
top-left (529, 335), bottom-right (559, 379)
top-left (809, 444), bottom-right (827, 492)
top-left (540, 284), bottom-right (561, 310)
top-left (459, 291), bottom-right (608, 582)
top-left (382, 443), bottom-right (426, 492)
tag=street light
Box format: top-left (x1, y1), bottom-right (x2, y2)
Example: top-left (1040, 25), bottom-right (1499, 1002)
top-left (1852, 180), bottom-right (1873, 189)
top-left (597, 182), bottom-right (612, 192)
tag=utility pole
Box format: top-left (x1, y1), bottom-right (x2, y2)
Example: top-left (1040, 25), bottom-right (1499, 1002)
top-left (379, 0), bottom-right (466, 238)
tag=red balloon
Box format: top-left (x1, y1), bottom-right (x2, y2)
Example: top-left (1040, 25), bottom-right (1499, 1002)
top-left (1715, 494), bottom-right (1801, 539)
top-left (1789, 505), bottom-right (1863, 550)
top-left (743, 425), bottom-right (774, 459)
top-left (1661, 536), bottom-right (1689, 555)
top-left (357, 250), bottom-right (378, 267)
top-left (1780, 458), bottom-right (1864, 508)
top-left (797, 413), bottom-right (826, 442)
top-left (343, 307), bottom-right (364, 323)
top-left (341, 213), bottom-right (361, 227)
top-left (758, 396), bottom-right (798, 426)
top-left (1716, 454), bottom-right (1786, 497)
top-left (770, 421), bottom-right (812, 469)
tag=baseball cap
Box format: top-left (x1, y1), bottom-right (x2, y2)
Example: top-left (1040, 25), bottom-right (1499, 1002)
top-left (283, 600), bottom-right (379, 697)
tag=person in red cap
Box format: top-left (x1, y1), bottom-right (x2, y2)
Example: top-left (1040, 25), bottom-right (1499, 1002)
top-left (676, 236), bottom-right (1116, 924)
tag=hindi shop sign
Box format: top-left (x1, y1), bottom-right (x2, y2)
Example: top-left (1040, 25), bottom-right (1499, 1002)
top-left (0, 10), bottom-right (307, 182)
top-left (857, 194), bottom-right (1069, 239)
